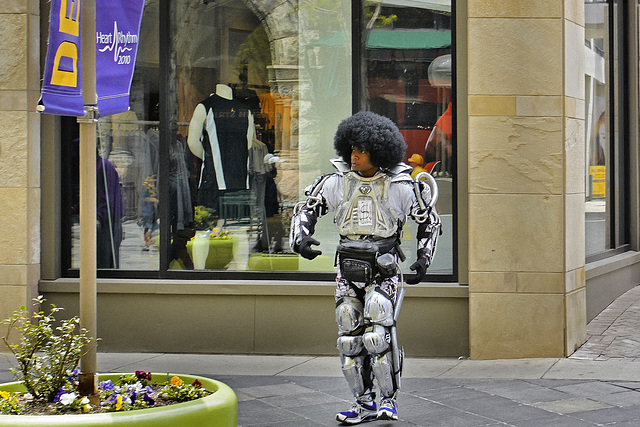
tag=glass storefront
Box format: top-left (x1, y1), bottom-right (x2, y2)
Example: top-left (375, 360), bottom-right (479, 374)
top-left (64, 0), bottom-right (454, 279)
top-left (584, 0), bottom-right (630, 260)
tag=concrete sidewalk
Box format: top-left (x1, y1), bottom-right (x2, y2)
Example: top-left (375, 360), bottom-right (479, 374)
top-left (2, 285), bottom-right (640, 426)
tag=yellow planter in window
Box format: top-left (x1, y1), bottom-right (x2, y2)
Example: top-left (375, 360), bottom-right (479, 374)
top-left (186, 232), bottom-right (236, 270)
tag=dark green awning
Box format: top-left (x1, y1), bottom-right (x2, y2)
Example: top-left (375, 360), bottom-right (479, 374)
top-left (366, 29), bottom-right (451, 49)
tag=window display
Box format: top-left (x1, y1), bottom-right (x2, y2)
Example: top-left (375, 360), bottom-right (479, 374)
top-left (66, 0), bottom-right (454, 278)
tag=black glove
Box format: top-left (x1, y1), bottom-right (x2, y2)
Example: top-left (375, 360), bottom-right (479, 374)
top-left (298, 236), bottom-right (322, 260)
top-left (406, 256), bottom-right (428, 284)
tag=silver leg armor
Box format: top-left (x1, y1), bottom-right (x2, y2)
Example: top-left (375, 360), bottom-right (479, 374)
top-left (363, 286), bottom-right (404, 398)
top-left (336, 296), bottom-right (374, 398)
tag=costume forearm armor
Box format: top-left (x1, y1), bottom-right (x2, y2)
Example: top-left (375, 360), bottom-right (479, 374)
top-left (411, 172), bottom-right (441, 267)
top-left (289, 174), bottom-right (330, 253)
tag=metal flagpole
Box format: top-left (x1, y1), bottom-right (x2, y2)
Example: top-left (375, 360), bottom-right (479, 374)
top-left (78, 0), bottom-right (98, 397)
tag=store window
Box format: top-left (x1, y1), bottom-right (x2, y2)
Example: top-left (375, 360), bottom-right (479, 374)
top-left (584, 0), bottom-right (630, 260)
top-left (62, 0), bottom-right (454, 279)
top-left (355, 0), bottom-right (454, 276)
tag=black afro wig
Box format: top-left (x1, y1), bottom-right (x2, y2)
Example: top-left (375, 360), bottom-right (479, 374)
top-left (334, 111), bottom-right (406, 169)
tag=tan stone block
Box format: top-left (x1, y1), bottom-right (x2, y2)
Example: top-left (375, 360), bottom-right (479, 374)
top-left (565, 20), bottom-right (585, 100)
top-left (565, 193), bottom-right (585, 271)
top-left (28, 112), bottom-right (40, 188)
top-left (0, 189), bottom-right (27, 264)
top-left (0, 14), bottom-right (27, 90)
top-left (469, 194), bottom-right (564, 272)
top-left (0, 286), bottom-right (29, 330)
top-left (0, 91), bottom-right (26, 111)
top-left (469, 18), bottom-right (563, 95)
top-left (469, 96), bottom-right (516, 116)
top-left (1, 1), bottom-right (28, 13)
top-left (0, 111), bottom-right (28, 188)
top-left (468, 0), bottom-right (562, 18)
top-left (565, 0), bottom-right (585, 26)
top-left (468, 116), bottom-right (563, 194)
top-left (565, 288), bottom-right (587, 355)
top-left (516, 272), bottom-right (564, 294)
top-left (565, 117), bottom-right (585, 194)
top-left (564, 96), bottom-right (586, 120)
top-left (565, 267), bottom-right (585, 293)
top-left (0, 265), bottom-right (26, 285)
top-left (27, 13), bottom-right (40, 92)
top-left (469, 272), bottom-right (517, 293)
top-left (516, 96), bottom-right (563, 117)
top-left (469, 293), bottom-right (565, 359)
top-left (27, 188), bottom-right (40, 264)
top-left (29, 0), bottom-right (40, 15)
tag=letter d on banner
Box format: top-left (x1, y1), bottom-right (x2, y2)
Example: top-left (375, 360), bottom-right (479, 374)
top-left (38, 0), bottom-right (85, 116)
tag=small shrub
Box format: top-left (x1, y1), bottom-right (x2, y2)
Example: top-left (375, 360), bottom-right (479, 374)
top-left (2, 296), bottom-right (96, 402)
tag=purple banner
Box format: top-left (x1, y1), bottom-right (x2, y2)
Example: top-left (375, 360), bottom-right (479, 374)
top-left (38, 0), bottom-right (84, 116)
top-left (95, 0), bottom-right (145, 117)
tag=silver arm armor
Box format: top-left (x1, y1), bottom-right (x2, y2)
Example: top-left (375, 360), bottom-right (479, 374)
top-left (411, 172), bottom-right (441, 266)
top-left (289, 174), bottom-right (331, 252)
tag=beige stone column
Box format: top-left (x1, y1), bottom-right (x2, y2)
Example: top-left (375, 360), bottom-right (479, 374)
top-left (0, 1), bottom-right (40, 327)
top-left (467, 0), bottom-right (586, 358)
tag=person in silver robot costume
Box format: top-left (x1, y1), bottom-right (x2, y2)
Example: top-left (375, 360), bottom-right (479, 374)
top-left (289, 111), bottom-right (441, 424)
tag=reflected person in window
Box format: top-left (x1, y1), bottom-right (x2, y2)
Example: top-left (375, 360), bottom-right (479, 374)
top-left (290, 111), bottom-right (441, 424)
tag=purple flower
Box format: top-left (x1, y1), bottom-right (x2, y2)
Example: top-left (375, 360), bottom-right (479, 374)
top-left (53, 388), bottom-right (66, 403)
top-left (99, 379), bottom-right (114, 391)
top-left (143, 393), bottom-right (155, 405)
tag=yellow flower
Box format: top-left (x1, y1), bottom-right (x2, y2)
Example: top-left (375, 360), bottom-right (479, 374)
top-left (170, 376), bottom-right (183, 386)
top-left (0, 390), bottom-right (9, 400)
top-left (115, 395), bottom-right (123, 411)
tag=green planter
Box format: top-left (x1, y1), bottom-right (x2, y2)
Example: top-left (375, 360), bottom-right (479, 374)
top-left (186, 235), bottom-right (237, 269)
top-left (0, 373), bottom-right (237, 426)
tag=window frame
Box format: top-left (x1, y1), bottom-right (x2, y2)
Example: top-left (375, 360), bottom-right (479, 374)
top-left (60, 0), bottom-right (458, 283)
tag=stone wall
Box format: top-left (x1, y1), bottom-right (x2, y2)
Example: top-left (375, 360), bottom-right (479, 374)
top-left (466, 0), bottom-right (587, 358)
top-left (0, 1), bottom-right (40, 326)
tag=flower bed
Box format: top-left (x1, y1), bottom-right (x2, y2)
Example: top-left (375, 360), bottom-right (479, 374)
top-left (0, 373), bottom-right (237, 426)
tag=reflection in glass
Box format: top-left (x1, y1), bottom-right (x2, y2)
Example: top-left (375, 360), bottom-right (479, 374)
top-left (585, 0), bottom-right (609, 257)
top-left (70, 1), bottom-right (160, 270)
top-left (360, 0), bottom-right (453, 275)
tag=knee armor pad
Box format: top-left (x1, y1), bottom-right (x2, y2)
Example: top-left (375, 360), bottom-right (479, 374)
top-left (337, 335), bottom-right (364, 357)
top-left (364, 288), bottom-right (395, 327)
top-left (336, 297), bottom-right (364, 334)
top-left (363, 324), bottom-right (390, 355)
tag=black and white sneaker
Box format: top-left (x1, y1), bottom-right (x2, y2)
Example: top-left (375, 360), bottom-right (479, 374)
top-left (336, 399), bottom-right (377, 424)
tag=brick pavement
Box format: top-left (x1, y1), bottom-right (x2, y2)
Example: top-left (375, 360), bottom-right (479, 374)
top-left (571, 285), bottom-right (640, 361)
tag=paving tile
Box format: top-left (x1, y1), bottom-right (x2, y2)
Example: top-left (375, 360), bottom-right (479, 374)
top-left (237, 399), bottom-right (309, 426)
top-left (554, 380), bottom-right (630, 398)
top-left (589, 390), bottom-right (640, 407)
top-left (237, 382), bottom-right (313, 399)
top-left (463, 379), bottom-right (572, 404)
top-left (571, 405), bottom-right (640, 424)
top-left (531, 397), bottom-right (612, 414)
top-left (511, 414), bottom-right (599, 426)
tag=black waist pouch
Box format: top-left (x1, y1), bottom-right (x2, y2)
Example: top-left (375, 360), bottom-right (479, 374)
top-left (337, 241), bottom-right (379, 285)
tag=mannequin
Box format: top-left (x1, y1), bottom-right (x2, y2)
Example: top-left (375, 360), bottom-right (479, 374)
top-left (187, 83), bottom-right (256, 210)
top-left (187, 84), bottom-right (237, 159)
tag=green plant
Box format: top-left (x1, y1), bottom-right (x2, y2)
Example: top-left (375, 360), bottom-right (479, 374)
top-left (193, 205), bottom-right (216, 231)
top-left (2, 296), bottom-right (96, 403)
top-left (0, 390), bottom-right (22, 415)
top-left (161, 376), bottom-right (210, 402)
